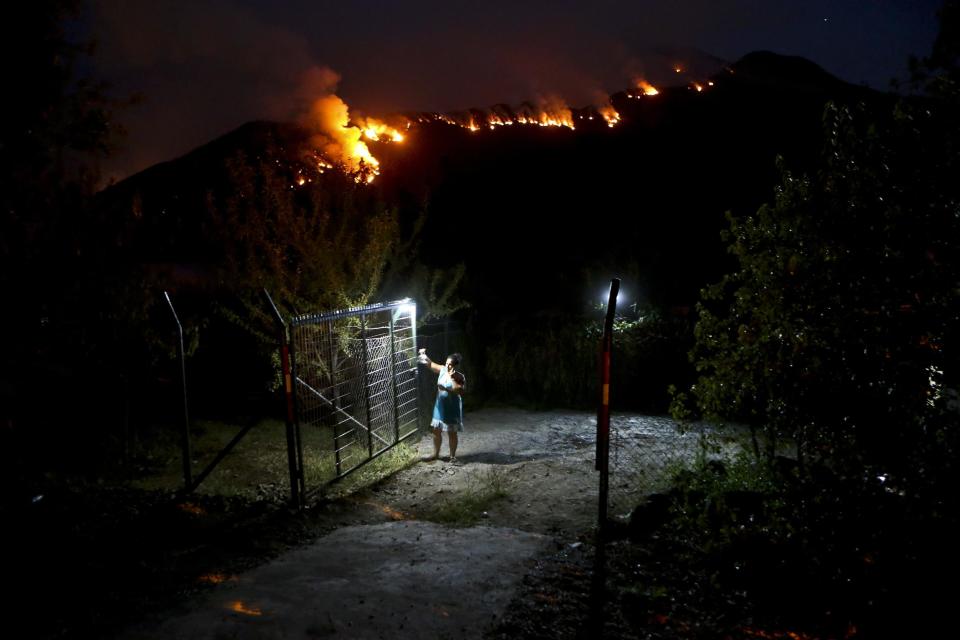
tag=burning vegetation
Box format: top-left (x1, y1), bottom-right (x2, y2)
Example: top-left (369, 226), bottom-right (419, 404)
top-left (297, 62), bottom-right (719, 184)
top-left (302, 94), bottom-right (381, 183)
top-left (632, 79), bottom-right (661, 96)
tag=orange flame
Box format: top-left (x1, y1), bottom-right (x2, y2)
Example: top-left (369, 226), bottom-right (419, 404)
top-left (598, 105), bottom-right (621, 127)
top-left (415, 96), bottom-right (577, 132)
top-left (634, 79), bottom-right (659, 96)
top-left (298, 80), bottom-right (629, 182)
top-left (354, 497), bottom-right (413, 520)
top-left (692, 82), bottom-right (704, 92)
top-left (357, 117), bottom-right (406, 142)
top-left (303, 94), bottom-right (380, 183)
top-left (229, 601), bottom-right (263, 616)
top-left (292, 156), bottom-right (333, 188)
top-left (524, 95), bottom-right (575, 128)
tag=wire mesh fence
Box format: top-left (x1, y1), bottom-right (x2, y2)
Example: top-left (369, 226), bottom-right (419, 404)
top-left (606, 416), bottom-right (743, 518)
top-left (290, 300), bottom-right (420, 493)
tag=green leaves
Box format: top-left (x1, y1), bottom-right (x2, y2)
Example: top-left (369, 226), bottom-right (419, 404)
top-left (677, 98), bottom-right (960, 480)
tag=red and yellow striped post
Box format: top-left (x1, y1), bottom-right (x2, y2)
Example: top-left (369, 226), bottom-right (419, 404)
top-left (597, 278), bottom-right (620, 535)
top-left (280, 343), bottom-right (294, 424)
top-left (263, 289), bottom-right (303, 510)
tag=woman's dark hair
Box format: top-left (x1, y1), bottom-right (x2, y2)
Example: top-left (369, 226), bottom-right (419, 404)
top-left (446, 353), bottom-right (462, 366)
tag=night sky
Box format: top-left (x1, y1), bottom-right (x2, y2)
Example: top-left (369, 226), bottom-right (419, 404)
top-left (86, 0), bottom-right (944, 184)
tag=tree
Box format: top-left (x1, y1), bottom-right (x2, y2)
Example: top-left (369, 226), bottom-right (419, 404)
top-left (675, 96), bottom-right (959, 483)
top-left (910, 0), bottom-right (959, 101)
top-left (0, 1), bottom-right (117, 269)
top-left (0, 1), bottom-right (122, 474)
top-left (207, 149), bottom-right (404, 339)
top-left (675, 1), bottom-right (960, 486)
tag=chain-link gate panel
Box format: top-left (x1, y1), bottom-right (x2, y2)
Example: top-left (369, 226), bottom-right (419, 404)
top-left (290, 300), bottom-right (419, 491)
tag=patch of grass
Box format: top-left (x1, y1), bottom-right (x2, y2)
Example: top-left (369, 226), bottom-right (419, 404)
top-left (130, 419), bottom-right (291, 499)
top-left (319, 440), bottom-right (419, 500)
top-left (424, 468), bottom-right (511, 526)
top-left (131, 419), bottom-right (420, 502)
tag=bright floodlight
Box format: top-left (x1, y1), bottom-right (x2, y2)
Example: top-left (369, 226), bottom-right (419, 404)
top-left (398, 299), bottom-right (416, 320)
top-left (601, 289), bottom-right (627, 309)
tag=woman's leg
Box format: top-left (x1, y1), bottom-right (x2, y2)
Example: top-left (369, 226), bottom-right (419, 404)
top-left (432, 427), bottom-right (442, 459)
top-left (449, 431), bottom-right (458, 459)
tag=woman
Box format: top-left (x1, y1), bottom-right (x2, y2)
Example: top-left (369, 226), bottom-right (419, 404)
top-left (419, 349), bottom-right (466, 462)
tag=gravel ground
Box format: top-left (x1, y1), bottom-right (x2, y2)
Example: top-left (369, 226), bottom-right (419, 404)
top-left (114, 408), bottom-right (704, 639)
top-left (27, 406), bottom-right (942, 639)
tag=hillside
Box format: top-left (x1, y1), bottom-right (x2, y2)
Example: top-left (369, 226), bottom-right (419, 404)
top-left (96, 51), bottom-right (881, 313)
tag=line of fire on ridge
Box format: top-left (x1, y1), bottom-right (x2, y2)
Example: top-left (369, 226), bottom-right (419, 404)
top-left (300, 72), bottom-right (719, 185)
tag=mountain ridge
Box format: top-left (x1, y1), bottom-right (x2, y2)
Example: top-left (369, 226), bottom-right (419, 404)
top-left (94, 50), bottom-right (887, 310)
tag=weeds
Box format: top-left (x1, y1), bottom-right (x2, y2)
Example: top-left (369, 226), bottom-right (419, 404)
top-left (424, 467), bottom-right (510, 526)
top-left (318, 441), bottom-right (419, 500)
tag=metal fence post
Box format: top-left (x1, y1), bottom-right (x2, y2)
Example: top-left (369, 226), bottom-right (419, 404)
top-left (289, 319), bottom-right (306, 503)
top-left (327, 320), bottom-right (344, 476)
top-left (389, 313), bottom-right (401, 443)
top-left (163, 291), bottom-right (192, 490)
top-left (360, 313), bottom-right (374, 458)
top-left (263, 289), bottom-right (303, 510)
top-left (597, 278), bottom-right (620, 537)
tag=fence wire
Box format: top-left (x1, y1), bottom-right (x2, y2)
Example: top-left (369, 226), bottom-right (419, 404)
top-left (606, 416), bottom-right (736, 518)
top-left (291, 302), bottom-right (419, 491)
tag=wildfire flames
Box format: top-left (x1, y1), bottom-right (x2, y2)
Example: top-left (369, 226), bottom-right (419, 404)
top-left (299, 93), bottom-right (587, 183)
top-left (413, 95), bottom-right (578, 131)
top-left (357, 117), bottom-right (406, 142)
top-left (632, 79), bottom-right (660, 96)
top-left (598, 104), bottom-right (621, 127)
top-left (299, 61), bottom-right (714, 184)
top-left (303, 94), bottom-right (381, 183)
top-left (229, 601), bottom-right (263, 616)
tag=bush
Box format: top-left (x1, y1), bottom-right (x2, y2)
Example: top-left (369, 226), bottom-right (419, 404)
top-left (482, 307), bottom-right (691, 411)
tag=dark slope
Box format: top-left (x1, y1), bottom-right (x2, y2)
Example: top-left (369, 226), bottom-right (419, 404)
top-left (96, 51), bottom-right (885, 312)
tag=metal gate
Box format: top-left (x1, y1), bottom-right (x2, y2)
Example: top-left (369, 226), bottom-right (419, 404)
top-left (288, 299), bottom-right (420, 500)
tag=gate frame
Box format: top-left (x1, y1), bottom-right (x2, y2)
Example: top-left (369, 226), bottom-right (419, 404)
top-left (276, 297), bottom-right (420, 507)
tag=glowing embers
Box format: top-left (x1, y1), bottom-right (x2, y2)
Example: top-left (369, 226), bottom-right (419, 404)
top-left (198, 572), bottom-right (238, 585)
top-left (352, 496), bottom-right (414, 521)
top-left (291, 158), bottom-right (336, 189)
top-left (177, 502), bottom-right (206, 516)
top-left (229, 601), bottom-right (263, 616)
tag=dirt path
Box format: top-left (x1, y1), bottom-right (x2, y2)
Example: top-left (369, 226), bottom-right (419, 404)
top-left (119, 408), bottom-right (692, 639)
top-left (370, 408), bottom-right (605, 537)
